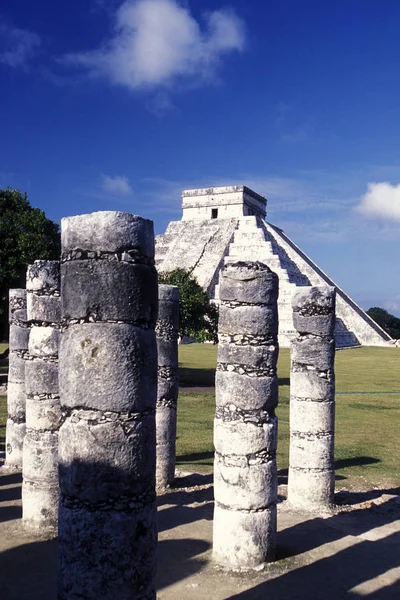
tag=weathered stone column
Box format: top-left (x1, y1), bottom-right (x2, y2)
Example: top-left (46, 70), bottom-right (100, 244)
top-left (288, 286), bottom-right (336, 509)
top-left (23, 261), bottom-right (61, 528)
top-left (5, 289), bottom-right (28, 469)
top-left (156, 285), bottom-right (179, 490)
top-left (213, 261), bottom-right (279, 569)
top-left (58, 211), bottom-right (158, 600)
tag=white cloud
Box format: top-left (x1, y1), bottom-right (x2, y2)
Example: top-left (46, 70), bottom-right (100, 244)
top-left (100, 174), bottom-right (133, 196)
top-left (358, 182), bottom-right (400, 222)
top-left (63, 0), bottom-right (245, 90)
top-left (0, 25), bottom-right (41, 67)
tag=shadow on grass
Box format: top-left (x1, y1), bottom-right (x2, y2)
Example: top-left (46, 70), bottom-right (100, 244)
top-left (177, 451), bottom-right (214, 465)
top-left (335, 456), bottom-right (381, 470)
top-left (179, 367), bottom-right (215, 387)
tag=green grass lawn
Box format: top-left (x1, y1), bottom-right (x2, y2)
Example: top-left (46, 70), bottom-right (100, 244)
top-left (0, 343), bottom-right (398, 490)
top-left (176, 344), bottom-right (400, 490)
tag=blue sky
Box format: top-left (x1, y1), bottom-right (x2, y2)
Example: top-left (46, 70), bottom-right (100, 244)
top-left (1, 0), bottom-right (400, 314)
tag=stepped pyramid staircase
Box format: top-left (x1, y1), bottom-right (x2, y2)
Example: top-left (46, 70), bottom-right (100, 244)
top-left (155, 186), bottom-right (392, 348)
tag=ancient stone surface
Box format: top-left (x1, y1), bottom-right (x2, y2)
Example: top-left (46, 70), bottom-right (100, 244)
top-left (156, 186), bottom-right (391, 347)
top-left (288, 286), bottom-right (336, 510)
top-left (213, 261), bottom-right (279, 570)
top-left (5, 289), bottom-right (28, 469)
top-left (23, 261), bottom-right (61, 529)
top-left (58, 211), bottom-right (158, 600)
top-left (156, 285), bottom-right (179, 489)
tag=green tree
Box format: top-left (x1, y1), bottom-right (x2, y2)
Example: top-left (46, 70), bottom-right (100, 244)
top-left (367, 307), bottom-right (400, 339)
top-left (0, 188), bottom-right (61, 340)
top-left (158, 268), bottom-right (218, 342)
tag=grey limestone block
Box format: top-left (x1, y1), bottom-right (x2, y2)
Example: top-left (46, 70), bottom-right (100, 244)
top-left (58, 211), bottom-right (158, 599)
top-left (213, 261), bottom-right (279, 569)
top-left (29, 326), bottom-right (60, 357)
top-left (214, 455), bottom-right (277, 511)
top-left (5, 289), bottom-right (28, 470)
top-left (289, 432), bottom-right (334, 470)
top-left (61, 260), bottom-right (157, 324)
top-left (213, 504), bottom-right (277, 570)
top-left (61, 210), bottom-right (155, 259)
top-left (6, 382), bottom-right (26, 421)
top-left (157, 338), bottom-right (178, 368)
top-left (290, 399), bottom-right (335, 434)
top-left (219, 304), bottom-right (278, 338)
top-left (289, 370), bottom-right (334, 401)
top-left (291, 337), bottom-right (334, 371)
top-left (9, 324), bottom-right (29, 353)
top-left (58, 501), bottom-right (157, 600)
top-left (59, 323), bottom-right (157, 413)
top-left (25, 360), bottom-right (59, 396)
top-left (23, 260), bottom-right (61, 529)
top-left (288, 469), bottom-right (335, 509)
top-left (156, 284), bottom-right (179, 490)
top-left (218, 343), bottom-right (278, 371)
top-left (26, 397), bottom-right (61, 432)
top-left (288, 285), bottom-right (336, 510)
top-left (23, 431), bottom-right (59, 484)
top-left (59, 414), bottom-right (156, 504)
top-left (27, 293), bottom-right (61, 324)
top-left (219, 261), bottom-right (279, 305)
top-left (22, 482), bottom-right (59, 529)
top-left (215, 370), bottom-right (278, 412)
top-left (5, 419), bottom-right (26, 468)
top-left (213, 418), bottom-right (277, 456)
top-left (8, 355), bottom-right (26, 383)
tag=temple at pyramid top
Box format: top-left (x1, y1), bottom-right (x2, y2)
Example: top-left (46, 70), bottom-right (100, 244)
top-left (182, 186), bottom-right (267, 220)
top-left (156, 184), bottom-right (392, 348)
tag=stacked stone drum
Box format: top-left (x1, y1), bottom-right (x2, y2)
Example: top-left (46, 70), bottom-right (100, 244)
top-left (213, 261), bottom-right (279, 569)
top-left (288, 286), bottom-right (336, 509)
top-left (58, 211), bottom-right (158, 600)
top-left (156, 285), bottom-right (179, 489)
top-left (23, 261), bottom-right (61, 528)
top-left (5, 289), bottom-right (29, 469)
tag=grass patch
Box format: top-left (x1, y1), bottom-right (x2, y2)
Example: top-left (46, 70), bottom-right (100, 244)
top-left (0, 342), bottom-right (9, 375)
top-left (176, 344), bottom-right (400, 489)
top-left (0, 342), bottom-right (398, 489)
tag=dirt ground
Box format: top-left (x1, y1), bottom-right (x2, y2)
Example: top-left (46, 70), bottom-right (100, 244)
top-left (0, 467), bottom-right (399, 600)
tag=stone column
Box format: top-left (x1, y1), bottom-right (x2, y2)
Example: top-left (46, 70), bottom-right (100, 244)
top-left (156, 285), bottom-right (179, 490)
top-left (213, 261), bottom-right (279, 570)
top-left (288, 286), bottom-right (336, 510)
top-left (58, 211), bottom-right (158, 600)
top-left (5, 289), bottom-right (28, 469)
top-left (23, 261), bottom-right (61, 528)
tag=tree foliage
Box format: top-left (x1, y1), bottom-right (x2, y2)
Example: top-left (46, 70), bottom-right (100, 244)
top-left (0, 188), bottom-right (61, 339)
top-left (367, 307), bottom-right (400, 339)
top-left (158, 268), bottom-right (218, 342)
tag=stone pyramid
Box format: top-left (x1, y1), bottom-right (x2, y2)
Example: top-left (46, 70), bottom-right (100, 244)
top-left (155, 186), bottom-right (391, 348)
